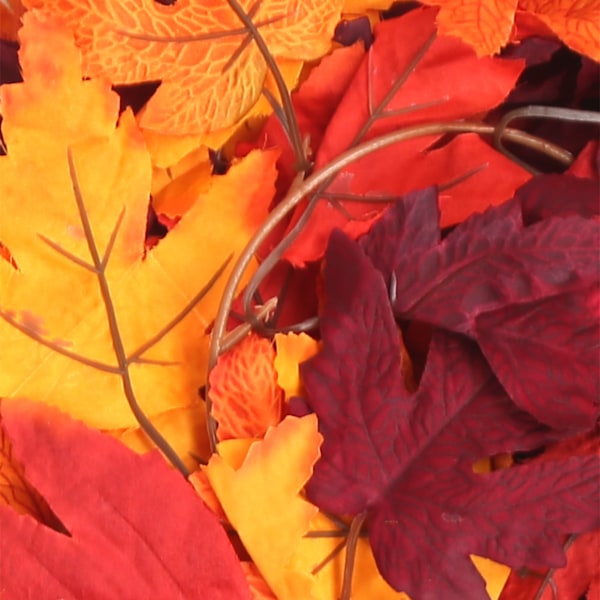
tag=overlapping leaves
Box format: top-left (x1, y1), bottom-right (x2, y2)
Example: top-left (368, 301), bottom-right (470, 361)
top-left (300, 181), bottom-right (600, 598)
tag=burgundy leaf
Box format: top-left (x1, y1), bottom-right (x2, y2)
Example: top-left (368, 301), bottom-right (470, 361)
top-left (302, 231), bottom-right (599, 599)
top-left (475, 287), bottom-right (600, 432)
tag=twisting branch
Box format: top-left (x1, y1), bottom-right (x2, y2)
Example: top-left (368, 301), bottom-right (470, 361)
top-left (494, 106), bottom-right (600, 174)
top-left (225, 0), bottom-right (310, 172)
top-left (340, 512), bottom-right (367, 600)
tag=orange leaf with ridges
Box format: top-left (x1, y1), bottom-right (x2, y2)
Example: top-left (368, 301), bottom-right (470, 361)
top-left (421, 0), bottom-right (517, 55)
top-left (518, 0), bottom-right (600, 61)
top-left (23, 0), bottom-right (342, 135)
top-left (210, 333), bottom-right (283, 441)
top-left (204, 415), bottom-right (323, 600)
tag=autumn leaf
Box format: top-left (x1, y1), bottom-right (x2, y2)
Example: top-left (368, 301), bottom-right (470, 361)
top-left (209, 332), bottom-right (283, 441)
top-left (274, 332), bottom-right (320, 399)
top-left (301, 230), bottom-right (600, 599)
top-left (0, 399), bottom-right (251, 599)
top-left (23, 0), bottom-right (343, 134)
top-left (204, 415), bottom-right (323, 600)
top-left (0, 12), bottom-right (276, 449)
top-left (280, 7), bottom-right (528, 265)
top-left (359, 182), bottom-right (600, 432)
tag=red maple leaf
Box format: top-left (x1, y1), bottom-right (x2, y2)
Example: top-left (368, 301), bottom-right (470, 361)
top-left (0, 399), bottom-right (250, 599)
top-left (278, 7), bottom-right (530, 265)
top-left (301, 230), bottom-right (600, 599)
top-left (359, 179), bottom-right (600, 432)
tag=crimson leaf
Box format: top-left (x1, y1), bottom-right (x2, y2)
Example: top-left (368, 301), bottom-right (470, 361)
top-left (360, 181), bottom-right (600, 431)
top-left (302, 231), bottom-right (600, 599)
top-left (0, 399), bottom-right (250, 600)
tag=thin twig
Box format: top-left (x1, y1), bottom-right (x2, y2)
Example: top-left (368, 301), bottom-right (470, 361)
top-left (532, 534), bottom-right (577, 600)
top-left (225, 0), bottom-right (310, 172)
top-left (494, 106), bottom-right (599, 173)
top-left (340, 512), bottom-right (367, 600)
top-left (67, 149), bottom-right (189, 476)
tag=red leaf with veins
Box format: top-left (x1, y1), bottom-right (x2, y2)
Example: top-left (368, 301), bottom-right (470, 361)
top-left (360, 182), bottom-right (600, 431)
top-left (0, 399), bottom-right (250, 600)
top-left (282, 7), bottom-right (528, 265)
top-left (302, 231), bottom-right (600, 599)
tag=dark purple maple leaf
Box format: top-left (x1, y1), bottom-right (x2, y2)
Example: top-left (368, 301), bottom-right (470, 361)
top-left (359, 180), bottom-right (600, 432)
top-left (302, 231), bottom-right (600, 600)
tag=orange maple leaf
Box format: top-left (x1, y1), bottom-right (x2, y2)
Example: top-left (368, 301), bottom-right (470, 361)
top-left (0, 12), bottom-right (276, 469)
top-left (22, 0), bottom-right (342, 135)
top-left (421, 0), bottom-right (599, 59)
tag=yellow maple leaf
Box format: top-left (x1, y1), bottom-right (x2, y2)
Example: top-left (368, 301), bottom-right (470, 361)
top-left (23, 0), bottom-right (342, 135)
top-left (0, 11), bottom-right (276, 468)
top-left (204, 415), bottom-right (323, 600)
top-left (274, 332), bottom-right (321, 399)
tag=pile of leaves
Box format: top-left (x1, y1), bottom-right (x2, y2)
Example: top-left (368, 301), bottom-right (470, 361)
top-left (0, 0), bottom-right (598, 598)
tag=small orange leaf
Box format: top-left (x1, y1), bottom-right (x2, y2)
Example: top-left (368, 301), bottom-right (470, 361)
top-left (518, 0), bottom-right (600, 61)
top-left (24, 0), bottom-right (341, 134)
top-left (210, 333), bottom-right (283, 441)
top-left (241, 562), bottom-right (278, 600)
top-left (204, 415), bottom-right (323, 600)
top-left (420, 0), bottom-right (518, 56)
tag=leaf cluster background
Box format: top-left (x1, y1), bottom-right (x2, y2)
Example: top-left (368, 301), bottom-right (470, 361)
top-left (0, 0), bottom-right (598, 598)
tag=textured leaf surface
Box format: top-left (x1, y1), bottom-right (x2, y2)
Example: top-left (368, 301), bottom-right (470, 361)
top-left (302, 231), bottom-right (600, 599)
top-left (23, 0), bottom-right (342, 134)
top-left (0, 399), bottom-right (250, 599)
top-left (282, 7), bottom-right (527, 265)
top-left (0, 13), bottom-right (276, 435)
top-left (421, 0), bottom-right (517, 55)
top-left (210, 333), bottom-right (283, 441)
top-left (360, 185), bottom-right (600, 431)
top-left (205, 415), bottom-right (322, 600)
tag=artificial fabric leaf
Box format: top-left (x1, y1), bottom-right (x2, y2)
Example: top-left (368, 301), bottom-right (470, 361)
top-left (0, 13), bottom-right (276, 432)
top-left (209, 333), bottom-right (283, 441)
top-left (144, 57), bottom-right (303, 169)
top-left (204, 415), bottom-right (322, 600)
top-left (24, 0), bottom-right (342, 134)
top-left (301, 230), bottom-right (600, 599)
top-left (281, 7), bottom-right (527, 265)
top-left (359, 183), bottom-right (599, 431)
top-left (420, 0), bottom-right (517, 56)
top-left (274, 332), bottom-right (321, 399)
top-left (0, 398), bottom-right (251, 599)
top-left (518, 0), bottom-right (600, 61)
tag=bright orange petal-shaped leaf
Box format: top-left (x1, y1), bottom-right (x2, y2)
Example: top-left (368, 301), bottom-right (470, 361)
top-left (210, 333), bottom-right (284, 441)
top-left (204, 415), bottom-right (323, 600)
top-left (24, 0), bottom-right (341, 134)
top-left (274, 332), bottom-right (321, 399)
top-left (0, 13), bottom-right (276, 444)
top-left (421, 0), bottom-right (517, 55)
top-left (518, 0), bottom-right (600, 61)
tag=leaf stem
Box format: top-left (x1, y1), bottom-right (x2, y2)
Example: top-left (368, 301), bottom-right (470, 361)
top-left (225, 0), bottom-right (310, 172)
top-left (494, 106), bottom-right (599, 174)
top-left (339, 511), bottom-right (367, 600)
top-left (67, 149), bottom-right (189, 477)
